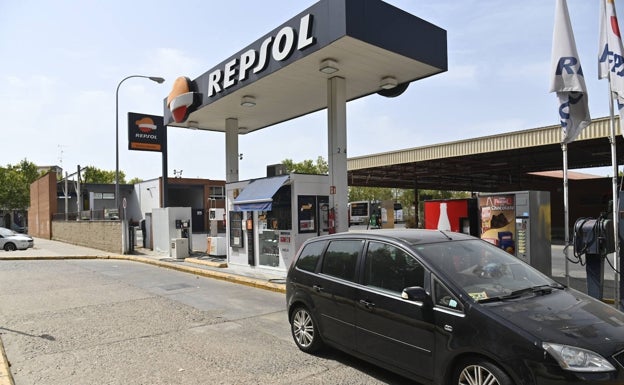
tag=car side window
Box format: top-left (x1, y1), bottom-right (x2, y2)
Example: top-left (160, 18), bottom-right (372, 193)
top-left (364, 241), bottom-right (424, 294)
top-left (295, 241), bottom-right (327, 272)
top-left (433, 278), bottom-right (463, 312)
top-left (321, 240), bottom-right (363, 282)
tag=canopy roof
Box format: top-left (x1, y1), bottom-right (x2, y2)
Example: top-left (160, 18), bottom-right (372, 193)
top-left (164, 0), bottom-right (447, 134)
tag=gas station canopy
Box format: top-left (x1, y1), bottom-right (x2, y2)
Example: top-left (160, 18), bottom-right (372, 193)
top-left (164, 0), bottom-right (447, 133)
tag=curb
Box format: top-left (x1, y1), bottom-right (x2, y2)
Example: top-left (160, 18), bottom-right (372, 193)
top-left (0, 335), bottom-right (15, 385)
top-left (0, 255), bottom-right (286, 294)
top-left (111, 255), bottom-right (287, 293)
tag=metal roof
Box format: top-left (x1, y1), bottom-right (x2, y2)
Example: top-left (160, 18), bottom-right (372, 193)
top-left (347, 116), bottom-right (623, 191)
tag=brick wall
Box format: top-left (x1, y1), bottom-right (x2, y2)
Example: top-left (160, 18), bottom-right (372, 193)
top-left (52, 221), bottom-right (122, 254)
top-left (28, 173), bottom-right (57, 239)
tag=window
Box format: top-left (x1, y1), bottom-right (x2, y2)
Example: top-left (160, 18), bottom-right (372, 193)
top-left (209, 186), bottom-right (225, 199)
top-left (295, 241), bottom-right (327, 272)
top-left (265, 185), bottom-right (292, 230)
top-left (298, 195), bottom-right (316, 233)
top-left (433, 278), bottom-right (463, 312)
top-left (364, 241), bottom-right (424, 294)
top-left (229, 211), bottom-right (243, 248)
top-left (321, 240), bottom-right (363, 282)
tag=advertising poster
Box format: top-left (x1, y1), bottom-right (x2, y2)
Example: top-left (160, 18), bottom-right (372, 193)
top-left (479, 195), bottom-right (516, 255)
top-left (423, 199), bottom-right (469, 233)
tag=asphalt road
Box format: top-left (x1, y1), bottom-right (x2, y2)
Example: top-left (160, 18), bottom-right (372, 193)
top-left (1, 236), bottom-right (621, 384)
top-left (0, 258), bottom-right (417, 385)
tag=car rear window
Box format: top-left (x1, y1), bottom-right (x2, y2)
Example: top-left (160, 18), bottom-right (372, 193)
top-left (321, 239), bottom-right (363, 282)
top-left (295, 241), bottom-right (327, 272)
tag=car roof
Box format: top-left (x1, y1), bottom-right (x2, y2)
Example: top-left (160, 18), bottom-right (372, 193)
top-left (313, 229), bottom-right (475, 246)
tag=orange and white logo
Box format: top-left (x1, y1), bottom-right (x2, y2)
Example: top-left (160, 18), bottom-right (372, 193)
top-left (167, 76), bottom-right (201, 123)
top-left (135, 117), bottom-right (157, 133)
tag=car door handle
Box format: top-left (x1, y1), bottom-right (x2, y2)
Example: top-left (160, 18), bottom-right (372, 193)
top-left (359, 299), bottom-right (375, 309)
top-left (313, 284), bottom-right (323, 293)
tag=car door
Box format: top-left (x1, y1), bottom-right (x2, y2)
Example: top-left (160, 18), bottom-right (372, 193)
top-left (312, 238), bottom-right (364, 349)
top-left (355, 241), bottom-right (435, 381)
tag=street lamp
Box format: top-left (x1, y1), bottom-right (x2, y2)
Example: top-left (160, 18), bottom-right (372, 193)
top-left (115, 75), bottom-right (165, 212)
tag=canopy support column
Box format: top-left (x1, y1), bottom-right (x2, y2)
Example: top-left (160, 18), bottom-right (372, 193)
top-left (226, 118), bottom-right (239, 183)
top-left (327, 76), bottom-right (348, 233)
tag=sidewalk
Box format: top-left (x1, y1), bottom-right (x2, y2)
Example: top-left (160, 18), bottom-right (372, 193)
top-left (0, 237), bottom-right (287, 294)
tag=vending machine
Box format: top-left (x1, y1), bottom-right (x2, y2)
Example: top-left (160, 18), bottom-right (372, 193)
top-left (478, 191), bottom-right (551, 276)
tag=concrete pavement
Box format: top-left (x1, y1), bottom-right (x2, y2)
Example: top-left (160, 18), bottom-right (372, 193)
top-left (0, 237), bottom-right (287, 385)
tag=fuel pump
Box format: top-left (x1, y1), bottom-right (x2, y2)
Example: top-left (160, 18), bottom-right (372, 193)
top-left (175, 219), bottom-right (191, 238)
top-left (572, 213), bottom-right (615, 300)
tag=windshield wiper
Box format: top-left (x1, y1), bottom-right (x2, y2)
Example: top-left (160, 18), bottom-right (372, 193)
top-left (478, 284), bottom-right (561, 304)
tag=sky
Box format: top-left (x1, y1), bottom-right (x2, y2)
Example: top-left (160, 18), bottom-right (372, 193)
top-left (0, 0), bottom-right (618, 182)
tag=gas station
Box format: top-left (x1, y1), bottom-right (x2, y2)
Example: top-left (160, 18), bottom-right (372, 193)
top-left (163, 0), bottom-right (447, 271)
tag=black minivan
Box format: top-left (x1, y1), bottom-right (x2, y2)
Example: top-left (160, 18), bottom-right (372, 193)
top-left (286, 229), bottom-right (624, 385)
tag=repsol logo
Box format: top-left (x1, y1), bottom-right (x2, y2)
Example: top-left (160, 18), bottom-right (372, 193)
top-left (555, 56), bottom-right (584, 76)
top-left (207, 14), bottom-right (316, 98)
top-left (558, 92), bottom-right (586, 127)
top-left (599, 44), bottom-right (624, 76)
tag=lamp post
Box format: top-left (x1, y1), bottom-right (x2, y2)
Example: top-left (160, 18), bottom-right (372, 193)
top-left (115, 75), bottom-right (165, 212)
top-left (115, 75), bottom-right (164, 255)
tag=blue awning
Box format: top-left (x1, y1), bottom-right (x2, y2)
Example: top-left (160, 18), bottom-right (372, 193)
top-left (233, 175), bottom-right (289, 212)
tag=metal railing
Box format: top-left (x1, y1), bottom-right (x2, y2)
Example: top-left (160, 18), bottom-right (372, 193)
top-left (52, 209), bottom-right (119, 221)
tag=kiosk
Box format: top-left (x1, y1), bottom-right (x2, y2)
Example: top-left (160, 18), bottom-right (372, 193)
top-left (226, 174), bottom-right (329, 271)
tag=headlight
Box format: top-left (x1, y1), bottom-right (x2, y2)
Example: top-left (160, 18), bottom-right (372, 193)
top-left (543, 342), bottom-right (615, 372)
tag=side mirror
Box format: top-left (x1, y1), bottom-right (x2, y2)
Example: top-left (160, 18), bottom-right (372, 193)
top-left (401, 286), bottom-right (431, 306)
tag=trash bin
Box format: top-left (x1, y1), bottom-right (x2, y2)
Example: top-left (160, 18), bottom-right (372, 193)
top-left (128, 226), bottom-right (135, 254)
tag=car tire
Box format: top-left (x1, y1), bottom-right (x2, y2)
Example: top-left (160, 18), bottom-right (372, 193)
top-left (290, 306), bottom-right (324, 353)
top-left (453, 358), bottom-right (513, 385)
top-left (4, 243), bottom-right (16, 251)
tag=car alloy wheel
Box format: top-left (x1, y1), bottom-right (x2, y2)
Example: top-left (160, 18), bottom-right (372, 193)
top-left (291, 306), bottom-right (323, 353)
top-left (456, 359), bottom-right (512, 385)
top-left (4, 243), bottom-right (16, 251)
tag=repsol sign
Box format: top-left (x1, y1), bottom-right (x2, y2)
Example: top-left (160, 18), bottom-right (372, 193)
top-left (207, 14), bottom-right (316, 98)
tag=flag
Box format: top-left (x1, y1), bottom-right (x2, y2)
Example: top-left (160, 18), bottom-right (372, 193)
top-left (599, 0), bottom-right (624, 129)
top-left (550, 0), bottom-right (591, 144)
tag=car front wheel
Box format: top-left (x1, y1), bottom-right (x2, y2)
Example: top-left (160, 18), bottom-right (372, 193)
top-left (290, 306), bottom-right (323, 353)
top-left (453, 358), bottom-right (513, 385)
top-left (4, 243), bottom-right (16, 251)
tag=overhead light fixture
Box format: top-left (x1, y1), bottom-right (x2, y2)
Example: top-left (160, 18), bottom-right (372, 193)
top-left (380, 76), bottom-right (398, 90)
top-left (319, 59), bottom-right (339, 74)
top-left (187, 120), bottom-right (199, 130)
top-left (241, 95), bottom-right (256, 107)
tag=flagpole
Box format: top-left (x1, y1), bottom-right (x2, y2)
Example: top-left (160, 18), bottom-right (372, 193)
top-left (608, 81), bottom-right (620, 308)
top-left (562, 143), bottom-right (571, 288)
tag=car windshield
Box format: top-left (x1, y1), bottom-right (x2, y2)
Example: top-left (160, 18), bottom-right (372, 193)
top-left (0, 227), bottom-right (17, 237)
top-left (414, 239), bottom-right (556, 302)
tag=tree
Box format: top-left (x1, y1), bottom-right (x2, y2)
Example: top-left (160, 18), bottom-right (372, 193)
top-left (348, 186), bottom-right (393, 202)
top-left (128, 177), bottom-right (143, 185)
top-left (82, 166), bottom-right (125, 184)
top-left (0, 159), bottom-right (41, 210)
top-left (282, 156), bottom-right (328, 174)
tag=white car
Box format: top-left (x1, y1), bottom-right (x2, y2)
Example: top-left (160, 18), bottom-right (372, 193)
top-left (0, 227), bottom-right (34, 251)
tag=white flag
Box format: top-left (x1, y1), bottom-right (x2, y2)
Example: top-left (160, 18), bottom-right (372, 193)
top-left (550, 0), bottom-right (591, 144)
top-left (599, 0), bottom-right (624, 129)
